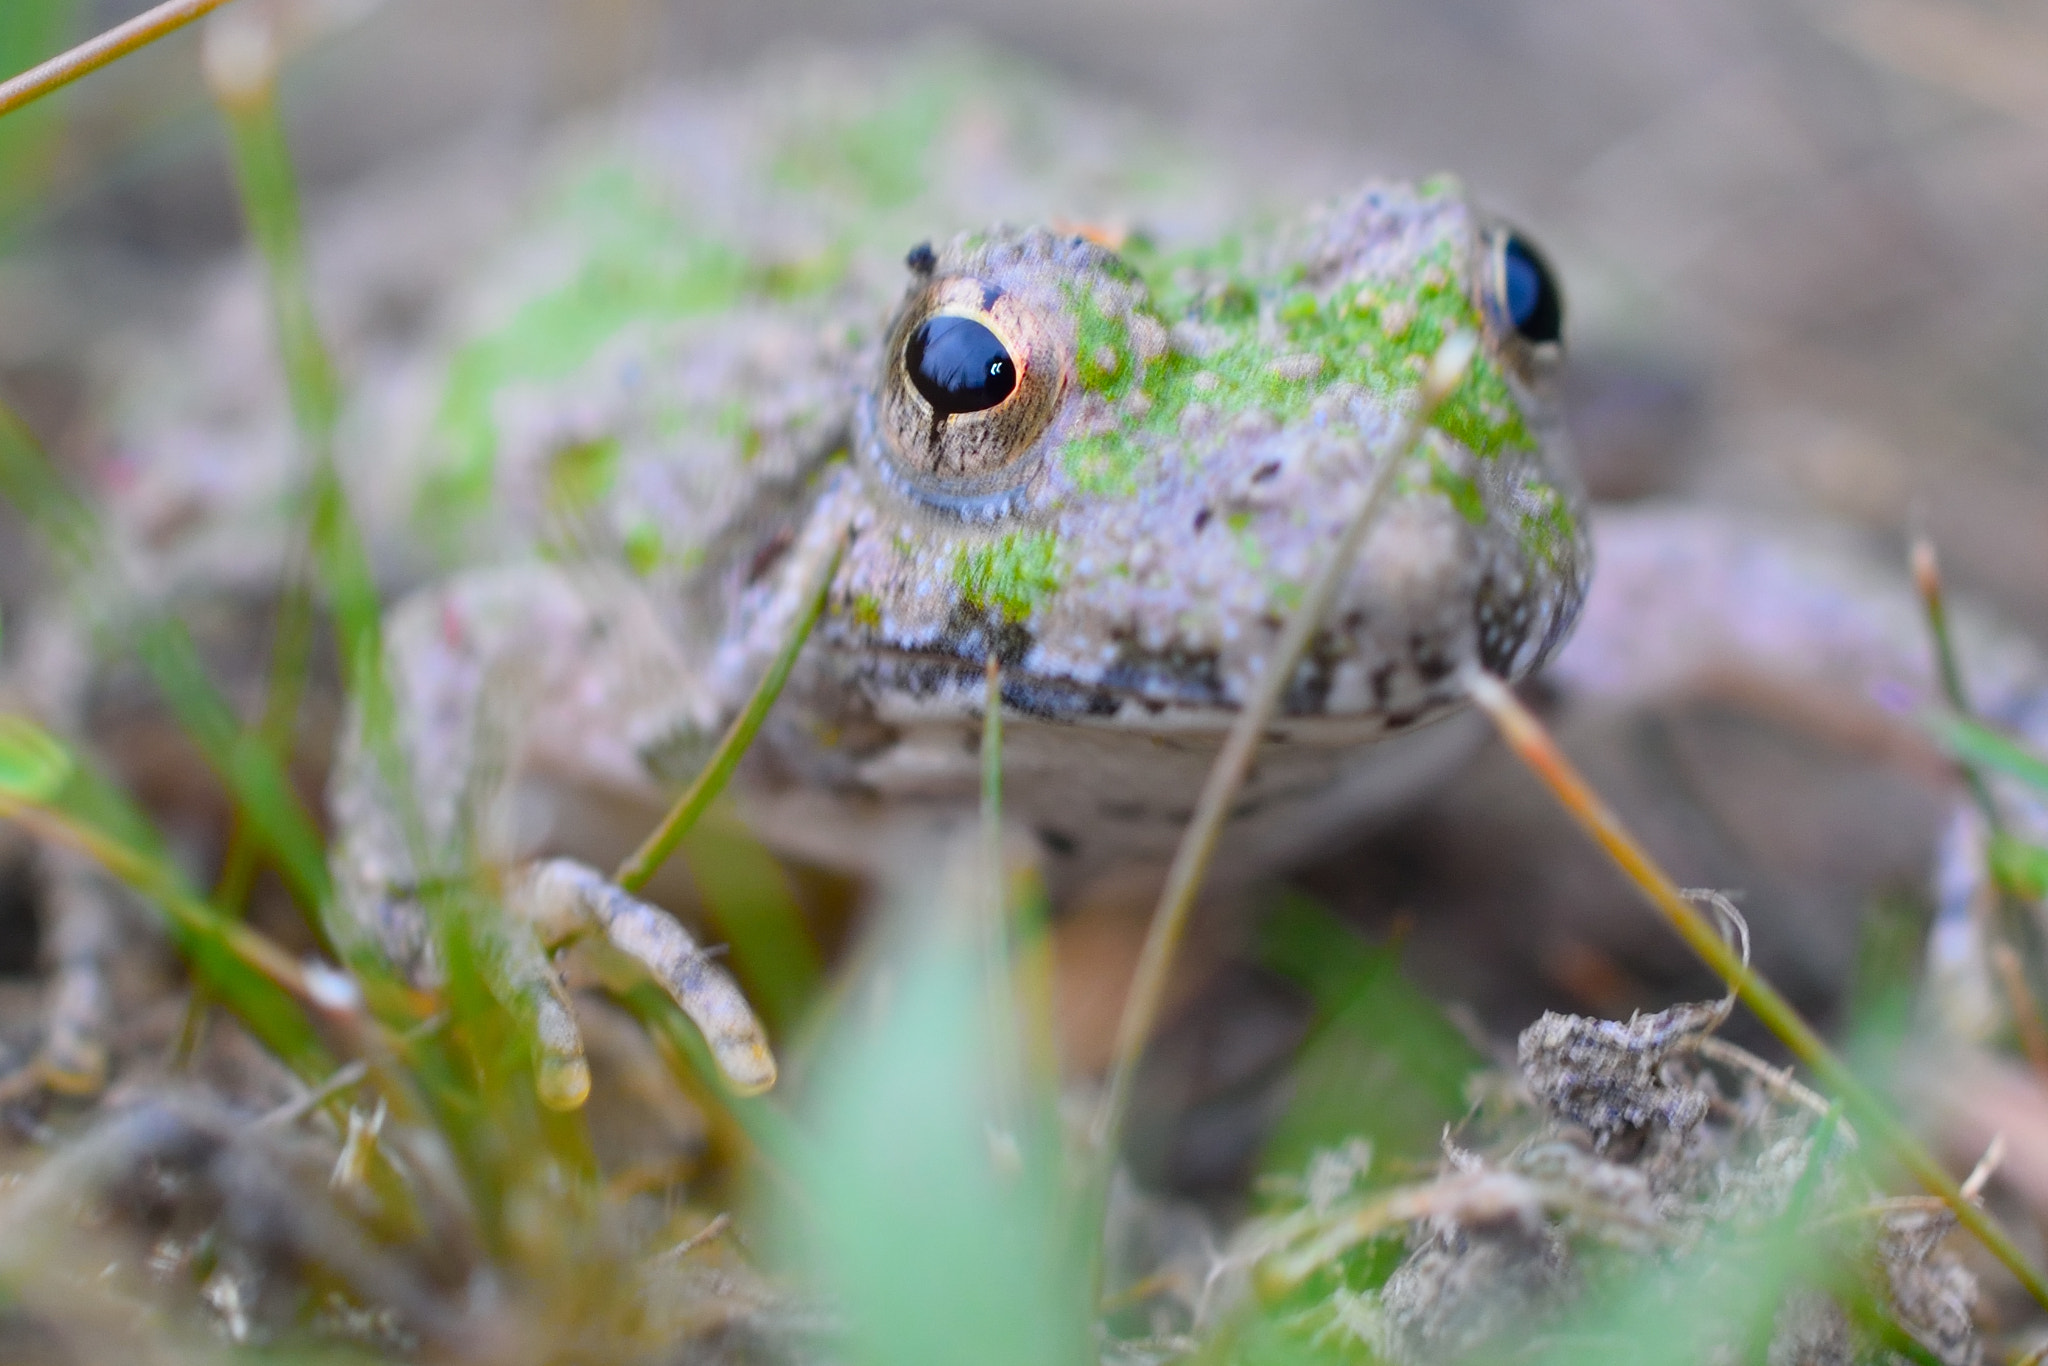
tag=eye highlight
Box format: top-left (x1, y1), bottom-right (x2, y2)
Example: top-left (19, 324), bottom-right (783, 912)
top-left (907, 316), bottom-right (1017, 415)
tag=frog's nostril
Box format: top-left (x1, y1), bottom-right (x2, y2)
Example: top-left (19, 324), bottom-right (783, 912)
top-left (906, 315), bottom-right (1018, 416)
top-left (1501, 235), bottom-right (1562, 346)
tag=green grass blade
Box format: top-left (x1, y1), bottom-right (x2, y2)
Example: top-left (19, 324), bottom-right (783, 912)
top-left (0, 403), bottom-right (337, 916)
top-left (0, 0), bottom-right (78, 229)
top-left (1257, 897), bottom-right (1483, 1178)
top-left (616, 534), bottom-right (843, 894)
top-left (679, 811), bottom-right (823, 1031)
top-left (0, 715), bottom-right (335, 1080)
top-left (1925, 710), bottom-right (2048, 795)
top-left (210, 28), bottom-right (428, 897)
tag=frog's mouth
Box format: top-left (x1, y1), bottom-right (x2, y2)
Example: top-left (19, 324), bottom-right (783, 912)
top-left (837, 634), bottom-right (1477, 740)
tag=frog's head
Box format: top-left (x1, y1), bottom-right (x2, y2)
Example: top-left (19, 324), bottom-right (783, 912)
top-left (829, 180), bottom-right (1588, 736)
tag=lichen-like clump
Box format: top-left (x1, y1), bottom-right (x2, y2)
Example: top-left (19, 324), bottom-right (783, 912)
top-left (1235, 1001), bottom-right (1983, 1366)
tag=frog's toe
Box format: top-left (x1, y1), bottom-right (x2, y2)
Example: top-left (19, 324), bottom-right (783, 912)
top-left (513, 859), bottom-right (777, 1096)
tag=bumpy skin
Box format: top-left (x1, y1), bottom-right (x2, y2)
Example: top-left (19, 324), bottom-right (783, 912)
top-left (327, 93), bottom-right (1587, 913)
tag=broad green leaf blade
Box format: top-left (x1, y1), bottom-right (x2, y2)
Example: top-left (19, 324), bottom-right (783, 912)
top-left (795, 895), bottom-right (1088, 1366)
top-left (0, 714), bottom-right (72, 800)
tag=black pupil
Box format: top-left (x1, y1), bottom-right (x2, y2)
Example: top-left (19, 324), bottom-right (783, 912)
top-left (906, 315), bottom-right (1016, 416)
top-left (1501, 235), bottom-right (1562, 345)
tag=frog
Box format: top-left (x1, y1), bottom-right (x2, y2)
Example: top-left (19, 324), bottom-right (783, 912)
top-left (315, 81), bottom-right (1586, 1105)
top-left (24, 46), bottom-right (2048, 1111)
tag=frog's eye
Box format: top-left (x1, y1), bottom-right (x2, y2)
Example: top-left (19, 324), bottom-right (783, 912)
top-left (873, 278), bottom-right (1064, 511)
top-left (906, 316), bottom-right (1017, 415)
top-left (1499, 235), bottom-right (1562, 345)
top-left (1478, 225), bottom-right (1564, 372)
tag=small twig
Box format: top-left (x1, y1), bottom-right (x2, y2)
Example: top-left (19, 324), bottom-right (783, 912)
top-left (259, 1013), bottom-right (447, 1130)
top-left (978, 653), bottom-right (1025, 1135)
top-left (660, 1211), bottom-right (733, 1262)
top-left (615, 536), bottom-right (844, 894)
top-left (1992, 943), bottom-right (2048, 1080)
top-left (1089, 332), bottom-right (1478, 1163)
top-left (1696, 1037), bottom-right (1841, 1125)
top-left (1461, 664), bottom-right (2048, 1313)
top-left (1960, 1131), bottom-right (2005, 1202)
top-left (0, 0), bottom-right (242, 120)
top-left (982, 652), bottom-right (1005, 921)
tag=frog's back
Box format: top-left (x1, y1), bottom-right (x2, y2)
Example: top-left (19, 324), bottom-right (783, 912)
top-left (99, 47), bottom-right (1269, 615)
top-left (408, 50), bottom-right (1268, 602)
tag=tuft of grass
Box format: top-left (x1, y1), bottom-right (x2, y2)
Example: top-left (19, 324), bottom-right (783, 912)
top-left (1462, 663), bottom-right (2048, 1314)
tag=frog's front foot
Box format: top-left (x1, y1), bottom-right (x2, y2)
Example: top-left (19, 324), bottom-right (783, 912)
top-left (508, 859), bottom-right (776, 1104)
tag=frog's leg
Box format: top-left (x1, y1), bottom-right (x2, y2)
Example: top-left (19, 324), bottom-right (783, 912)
top-left (511, 859), bottom-right (774, 1092)
top-left (328, 560), bottom-right (781, 1105)
top-left (1550, 504), bottom-right (2048, 1034)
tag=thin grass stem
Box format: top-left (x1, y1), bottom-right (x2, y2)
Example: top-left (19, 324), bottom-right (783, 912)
top-left (0, 0), bottom-right (241, 120)
top-left (1461, 664), bottom-right (2048, 1313)
top-left (167, 13), bottom-right (350, 1057)
top-left (1089, 332), bottom-right (1479, 1164)
top-left (1991, 942), bottom-right (2048, 1080)
top-left (1913, 537), bottom-right (2002, 834)
top-left (1911, 536), bottom-right (2048, 1080)
top-left (615, 536), bottom-right (844, 894)
top-left (978, 654), bottom-right (1028, 1142)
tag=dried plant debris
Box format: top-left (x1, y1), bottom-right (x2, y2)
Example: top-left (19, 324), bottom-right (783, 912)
top-left (0, 1090), bottom-right (821, 1362)
top-left (1238, 1001), bottom-right (1982, 1366)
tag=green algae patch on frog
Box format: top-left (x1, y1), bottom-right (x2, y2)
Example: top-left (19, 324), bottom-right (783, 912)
top-left (1266, 244), bottom-right (1536, 456)
top-left (1424, 449), bottom-right (1487, 527)
top-left (545, 436), bottom-right (623, 516)
top-left (1049, 228), bottom-right (1537, 523)
top-left (956, 529), bottom-right (1062, 622)
top-left (1061, 431), bottom-right (1144, 498)
top-left (418, 163), bottom-right (848, 557)
top-left (1516, 483), bottom-right (1581, 580)
top-left (1073, 287), bottom-right (1137, 401)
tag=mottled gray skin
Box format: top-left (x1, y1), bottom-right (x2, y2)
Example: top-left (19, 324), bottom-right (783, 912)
top-left (328, 172), bottom-right (1587, 948)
